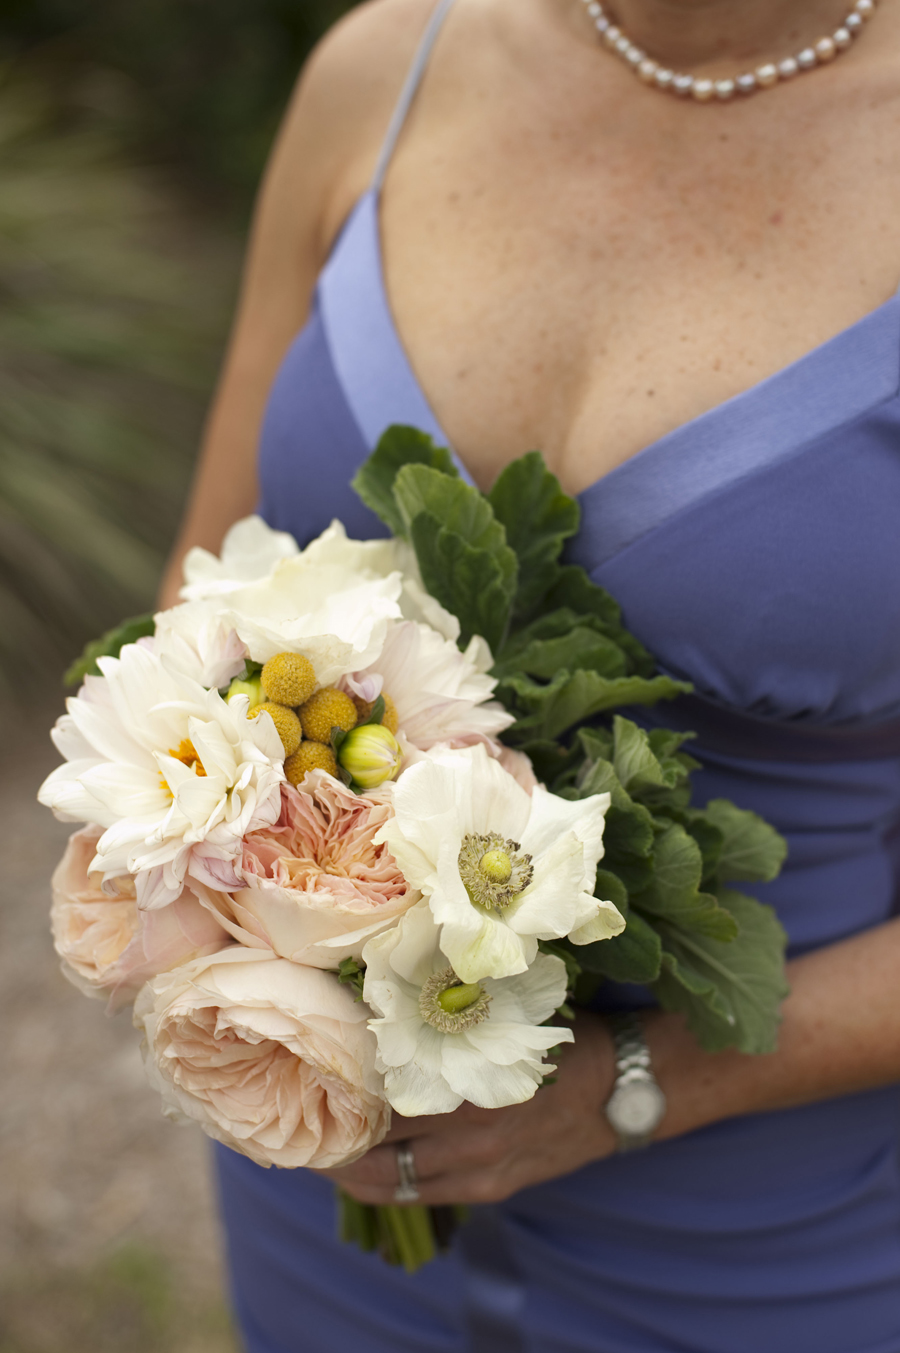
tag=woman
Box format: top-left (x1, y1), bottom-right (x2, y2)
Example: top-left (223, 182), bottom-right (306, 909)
top-left (159, 1), bottom-right (900, 1349)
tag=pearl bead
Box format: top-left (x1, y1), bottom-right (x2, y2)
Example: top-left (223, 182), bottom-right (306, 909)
top-left (815, 36), bottom-right (837, 61)
top-left (586, 1), bottom-right (602, 16)
top-left (625, 45), bottom-right (645, 66)
top-left (796, 47), bottom-right (818, 69)
top-left (638, 59), bottom-right (659, 83)
top-left (736, 72), bottom-right (758, 93)
top-left (833, 26), bottom-right (853, 48)
top-left (595, 16), bottom-right (610, 33)
top-left (615, 33), bottom-right (631, 54)
top-left (845, 12), bottom-right (863, 31)
top-left (654, 68), bottom-right (675, 88)
top-left (755, 63), bottom-right (779, 86)
top-left (691, 78), bottom-right (715, 101)
top-left (603, 25), bottom-right (620, 48)
top-left (715, 78), bottom-right (736, 100)
top-left (778, 57), bottom-right (799, 78)
top-left (855, 0), bottom-right (875, 18)
top-left (673, 73), bottom-right (695, 95)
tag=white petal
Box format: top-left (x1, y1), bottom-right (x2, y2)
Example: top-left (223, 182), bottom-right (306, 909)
top-left (383, 1027), bottom-right (462, 1115)
top-left (505, 835), bottom-right (588, 938)
top-left (440, 1040), bottom-right (545, 1108)
top-left (487, 951), bottom-right (571, 1025)
top-left (568, 896), bottom-right (626, 945)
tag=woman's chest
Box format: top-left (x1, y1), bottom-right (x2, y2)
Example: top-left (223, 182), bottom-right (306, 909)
top-left (377, 73), bottom-right (900, 496)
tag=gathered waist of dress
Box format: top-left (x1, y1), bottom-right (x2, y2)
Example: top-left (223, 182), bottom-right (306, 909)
top-left (635, 691), bottom-right (900, 765)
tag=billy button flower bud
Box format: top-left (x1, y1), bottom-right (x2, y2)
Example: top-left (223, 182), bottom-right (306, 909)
top-left (261, 652), bottom-right (317, 707)
top-left (225, 675), bottom-right (263, 710)
top-left (248, 702), bottom-right (302, 757)
top-left (337, 724), bottom-right (402, 791)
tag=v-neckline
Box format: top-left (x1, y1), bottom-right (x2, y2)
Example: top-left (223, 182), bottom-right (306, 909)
top-left (318, 190), bottom-right (900, 563)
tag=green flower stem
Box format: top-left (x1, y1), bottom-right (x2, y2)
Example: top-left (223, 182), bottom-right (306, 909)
top-left (338, 1192), bottom-right (450, 1273)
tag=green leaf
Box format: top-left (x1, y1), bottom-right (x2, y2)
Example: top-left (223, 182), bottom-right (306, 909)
top-left (393, 464), bottom-right (507, 555)
top-left (576, 910), bottom-right (662, 984)
top-left (64, 611), bottom-right (155, 686)
top-left (703, 799), bottom-right (788, 885)
top-left (632, 823), bottom-right (738, 941)
top-left (409, 514), bottom-right (515, 653)
top-left (601, 800), bottom-right (656, 858)
top-left (487, 452), bottom-right (579, 615)
top-left (500, 669), bottom-right (691, 741)
top-left (494, 626), bottom-right (627, 682)
top-left (652, 889), bottom-right (789, 1053)
top-left (541, 566), bottom-right (656, 676)
top-left (351, 425), bottom-right (458, 536)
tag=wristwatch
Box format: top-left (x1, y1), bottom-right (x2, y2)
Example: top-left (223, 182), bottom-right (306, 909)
top-left (604, 1012), bottom-right (667, 1150)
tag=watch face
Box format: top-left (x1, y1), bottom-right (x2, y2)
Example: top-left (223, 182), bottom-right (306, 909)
top-left (606, 1079), bottom-right (666, 1137)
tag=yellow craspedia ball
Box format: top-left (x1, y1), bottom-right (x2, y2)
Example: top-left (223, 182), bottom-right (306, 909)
top-left (351, 691), bottom-right (400, 736)
top-left (261, 652), bottom-right (317, 707)
top-left (298, 687), bottom-right (358, 743)
top-left (249, 702), bottom-right (302, 757)
top-left (284, 741), bottom-right (338, 785)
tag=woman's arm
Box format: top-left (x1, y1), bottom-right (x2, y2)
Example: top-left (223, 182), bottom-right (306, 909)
top-left (325, 913), bottom-right (900, 1205)
top-left (156, 0), bottom-right (437, 610)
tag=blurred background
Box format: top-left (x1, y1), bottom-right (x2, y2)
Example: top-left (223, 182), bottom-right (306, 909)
top-left (0, 3), bottom-right (357, 1348)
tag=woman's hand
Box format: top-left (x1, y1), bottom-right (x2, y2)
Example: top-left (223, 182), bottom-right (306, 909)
top-left (321, 1010), bottom-right (618, 1206)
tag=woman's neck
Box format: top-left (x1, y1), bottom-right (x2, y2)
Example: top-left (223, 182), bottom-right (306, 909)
top-left (597, 0), bottom-right (861, 70)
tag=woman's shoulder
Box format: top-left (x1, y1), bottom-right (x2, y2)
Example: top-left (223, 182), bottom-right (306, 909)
top-left (288, 0), bottom-right (447, 240)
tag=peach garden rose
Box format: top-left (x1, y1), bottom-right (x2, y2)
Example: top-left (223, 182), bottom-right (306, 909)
top-left (51, 825), bottom-right (230, 1012)
top-left (133, 947), bottom-right (389, 1169)
top-left (199, 772), bottom-right (418, 968)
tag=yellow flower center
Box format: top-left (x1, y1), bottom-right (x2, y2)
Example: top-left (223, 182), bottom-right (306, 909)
top-left (169, 738), bottom-right (207, 777)
top-left (479, 849), bottom-right (512, 884)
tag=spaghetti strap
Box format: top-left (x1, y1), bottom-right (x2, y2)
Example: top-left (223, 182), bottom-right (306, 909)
top-left (371, 0), bottom-right (458, 194)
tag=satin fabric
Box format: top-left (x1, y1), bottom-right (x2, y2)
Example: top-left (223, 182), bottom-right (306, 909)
top-left (220, 167), bottom-right (900, 1353)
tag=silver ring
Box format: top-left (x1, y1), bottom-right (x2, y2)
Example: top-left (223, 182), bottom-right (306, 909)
top-left (394, 1143), bottom-right (419, 1203)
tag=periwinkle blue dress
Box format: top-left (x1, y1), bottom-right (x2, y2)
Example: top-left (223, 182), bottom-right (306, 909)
top-left (215, 3), bottom-right (900, 1348)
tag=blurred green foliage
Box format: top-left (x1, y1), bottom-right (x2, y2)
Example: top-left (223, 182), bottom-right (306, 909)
top-left (1, 0), bottom-right (358, 201)
top-left (0, 2), bottom-right (360, 691)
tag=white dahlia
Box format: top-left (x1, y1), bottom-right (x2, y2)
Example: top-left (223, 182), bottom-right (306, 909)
top-left (374, 743), bottom-right (623, 984)
top-left (363, 900), bottom-right (573, 1115)
top-left (37, 643), bottom-right (285, 909)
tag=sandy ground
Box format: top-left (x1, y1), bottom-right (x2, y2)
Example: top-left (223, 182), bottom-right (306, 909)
top-left (0, 697), bottom-right (238, 1351)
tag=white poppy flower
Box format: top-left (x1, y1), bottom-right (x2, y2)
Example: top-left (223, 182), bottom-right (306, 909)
top-left (342, 619), bottom-right (513, 752)
top-left (37, 643), bottom-right (285, 910)
top-left (374, 743), bottom-right (623, 984)
top-left (362, 900), bottom-right (573, 1115)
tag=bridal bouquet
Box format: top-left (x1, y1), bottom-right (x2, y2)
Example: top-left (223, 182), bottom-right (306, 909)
top-left (38, 427), bottom-right (788, 1271)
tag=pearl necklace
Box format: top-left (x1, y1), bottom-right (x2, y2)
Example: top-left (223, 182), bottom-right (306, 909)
top-left (579, 0), bottom-right (878, 100)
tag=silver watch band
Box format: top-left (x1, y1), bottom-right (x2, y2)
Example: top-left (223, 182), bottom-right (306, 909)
top-left (604, 1011), bottom-right (666, 1150)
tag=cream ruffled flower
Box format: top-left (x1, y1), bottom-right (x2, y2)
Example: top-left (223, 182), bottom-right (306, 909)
top-left (362, 900), bottom-right (573, 1114)
top-left (51, 825), bottom-right (230, 1011)
top-left (37, 642), bottom-right (285, 909)
top-left (374, 743), bottom-right (623, 983)
top-left (200, 773), bottom-right (418, 967)
top-left (134, 947), bottom-right (390, 1168)
top-left (178, 517), bottom-right (408, 686)
top-left (180, 515), bottom-right (300, 601)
